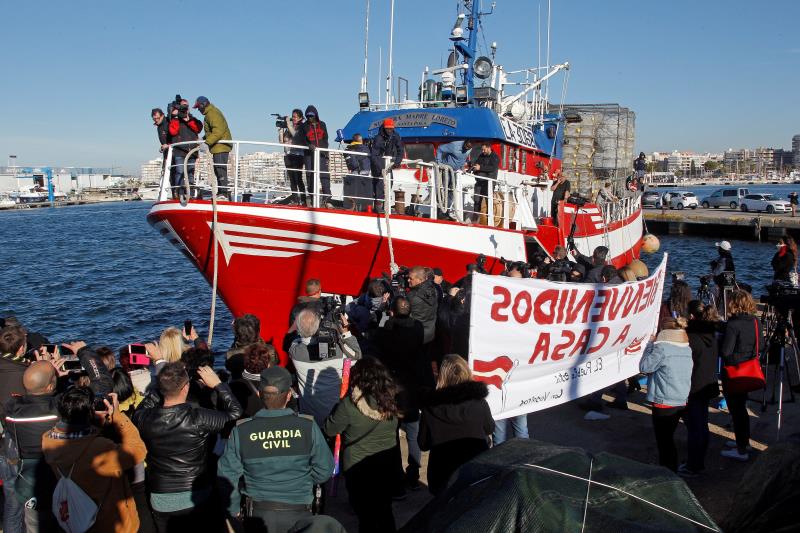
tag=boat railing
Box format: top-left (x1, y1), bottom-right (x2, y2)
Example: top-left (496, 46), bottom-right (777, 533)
top-left (599, 194), bottom-right (641, 224)
top-left (157, 140), bottom-right (537, 230)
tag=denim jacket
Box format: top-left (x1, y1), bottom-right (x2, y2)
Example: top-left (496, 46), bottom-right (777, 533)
top-left (640, 329), bottom-right (693, 406)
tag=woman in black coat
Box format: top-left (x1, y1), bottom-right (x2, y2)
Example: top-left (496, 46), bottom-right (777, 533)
top-left (418, 355), bottom-right (494, 495)
top-left (771, 236), bottom-right (797, 282)
top-left (720, 291), bottom-right (761, 462)
top-left (679, 301), bottom-right (721, 477)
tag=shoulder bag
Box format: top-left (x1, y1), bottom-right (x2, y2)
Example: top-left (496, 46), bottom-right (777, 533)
top-left (723, 319), bottom-right (766, 394)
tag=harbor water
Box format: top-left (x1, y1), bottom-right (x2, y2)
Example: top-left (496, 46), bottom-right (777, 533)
top-left (0, 200), bottom-right (787, 352)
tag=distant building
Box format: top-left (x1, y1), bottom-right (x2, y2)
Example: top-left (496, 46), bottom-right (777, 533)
top-left (140, 158), bottom-right (162, 183)
top-left (793, 134), bottom-right (800, 167)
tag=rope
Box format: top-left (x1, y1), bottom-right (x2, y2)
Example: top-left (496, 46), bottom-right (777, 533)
top-left (382, 159), bottom-right (399, 274)
top-left (520, 463), bottom-right (720, 532)
top-left (205, 147), bottom-right (220, 349)
top-left (580, 457), bottom-right (593, 533)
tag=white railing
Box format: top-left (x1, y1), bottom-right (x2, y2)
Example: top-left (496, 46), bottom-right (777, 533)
top-left (599, 194), bottom-right (641, 224)
top-left (158, 139), bottom-right (544, 230)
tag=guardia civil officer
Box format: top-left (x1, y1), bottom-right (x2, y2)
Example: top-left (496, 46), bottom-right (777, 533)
top-left (217, 366), bottom-right (334, 532)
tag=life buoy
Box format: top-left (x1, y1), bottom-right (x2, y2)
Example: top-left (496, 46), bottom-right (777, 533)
top-left (413, 168), bottom-right (429, 183)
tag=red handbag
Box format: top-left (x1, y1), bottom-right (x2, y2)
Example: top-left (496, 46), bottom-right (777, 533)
top-left (723, 319), bottom-right (766, 394)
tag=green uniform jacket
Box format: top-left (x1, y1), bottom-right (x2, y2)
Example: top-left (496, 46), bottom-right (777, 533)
top-left (217, 408), bottom-right (333, 516)
top-left (323, 392), bottom-right (398, 472)
top-left (203, 103), bottom-right (233, 154)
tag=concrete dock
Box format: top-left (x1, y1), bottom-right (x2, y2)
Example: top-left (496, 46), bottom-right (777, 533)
top-left (644, 208), bottom-right (800, 240)
top-left (0, 196), bottom-right (142, 211)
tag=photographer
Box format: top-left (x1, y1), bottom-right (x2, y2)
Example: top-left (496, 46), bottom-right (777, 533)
top-left (43, 389), bottom-right (147, 533)
top-left (346, 278), bottom-right (390, 350)
top-left (571, 245), bottom-right (609, 284)
top-left (133, 362), bottom-right (242, 531)
top-left (289, 308), bottom-right (362, 426)
top-left (539, 246), bottom-right (582, 282)
top-left (282, 109), bottom-right (307, 206)
top-left (168, 97), bottom-right (203, 199)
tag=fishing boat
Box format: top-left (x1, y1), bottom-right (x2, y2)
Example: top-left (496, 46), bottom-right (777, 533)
top-left (146, 1), bottom-right (644, 352)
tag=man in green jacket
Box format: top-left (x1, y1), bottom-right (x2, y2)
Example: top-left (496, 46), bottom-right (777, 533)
top-left (217, 366), bottom-right (333, 531)
top-left (193, 96), bottom-right (233, 200)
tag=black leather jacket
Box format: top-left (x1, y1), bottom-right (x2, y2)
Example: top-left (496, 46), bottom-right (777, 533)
top-left (133, 383), bottom-right (242, 493)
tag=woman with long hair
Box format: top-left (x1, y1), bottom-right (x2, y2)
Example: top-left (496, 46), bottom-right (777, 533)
top-left (640, 316), bottom-right (693, 472)
top-left (678, 302), bottom-right (721, 477)
top-left (720, 290), bottom-right (761, 462)
top-left (418, 354), bottom-right (494, 495)
top-left (771, 236), bottom-right (798, 283)
top-left (659, 280), bottom-right (692, 326)
top-left (158, 327), bottom-right (185, 363)
top-left (324, 358), bottom-right (399, 533)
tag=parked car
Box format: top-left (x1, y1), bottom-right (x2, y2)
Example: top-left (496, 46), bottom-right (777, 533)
top-left (739, 193), bottom-right (791, 213)
top-left (669, 191), bottom-right (698, 210)
top-left (699, 188), bottom-right (749, 209)
top-left (642, 191), bottom-right (662, 208)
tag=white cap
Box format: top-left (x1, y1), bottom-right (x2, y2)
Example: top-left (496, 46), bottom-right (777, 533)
top-left (715, 241), bottom-right (731, 251)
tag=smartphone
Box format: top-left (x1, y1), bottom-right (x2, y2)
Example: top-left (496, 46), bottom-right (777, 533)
top-left (38, 344), bottom-right (75, 356)
top-left (63, 358), bottom-right (83, 372)
top-left (128, 344), bottom-right (150, 366)
top-left (93, 396), bottom-right (110, 412)
top-left (184, 320), bottom-right (193, 336)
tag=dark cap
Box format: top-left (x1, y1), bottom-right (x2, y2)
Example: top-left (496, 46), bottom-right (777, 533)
top-left (260, 366), bottom-right (292, 393)
top-left (193, 96), bottom-right (210, 109)
top-left (432, 267), bottom-right (443, 277)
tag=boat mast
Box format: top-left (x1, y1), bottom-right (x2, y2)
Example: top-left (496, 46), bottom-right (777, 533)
top-left (385, 0), bottom-right (395, 105)
top-left (361, 0), bottom-right (370, 93)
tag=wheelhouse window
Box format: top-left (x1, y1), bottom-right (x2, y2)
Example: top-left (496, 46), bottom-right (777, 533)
top-left (404, 143), bottom-right (435, 165)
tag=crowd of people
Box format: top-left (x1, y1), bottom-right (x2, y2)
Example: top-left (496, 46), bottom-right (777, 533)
top-left (0, 262), bottom-right (508, 533)
top-left (2, 233), bottom-right (794, 532)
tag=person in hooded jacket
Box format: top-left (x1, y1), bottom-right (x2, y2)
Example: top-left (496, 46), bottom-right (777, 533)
top-left (771, 236), bottom-right (797, 282)
top-left (300, 105), bottom-right (331, 204)
top-left (324, 358), bottom-right (400, 533)
top-left (168, 99), bottom-right (203, 198)
top-left (369, 118), bottom-right (404, 213)
top-left (678, 301), bottom-right (721, 477)
top-left (640, 316), bottom-right (693, 472)
top-left (418, 355), bottom-right (494, 495)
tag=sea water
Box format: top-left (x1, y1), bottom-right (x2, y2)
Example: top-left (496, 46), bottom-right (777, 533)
top-left (0, 200), bottom-right (785, 352)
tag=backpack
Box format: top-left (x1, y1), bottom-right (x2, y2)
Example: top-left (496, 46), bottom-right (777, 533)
top-left (52, 439), bottom-right (99, 533)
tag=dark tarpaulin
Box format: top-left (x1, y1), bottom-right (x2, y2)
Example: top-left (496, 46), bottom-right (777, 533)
top-left (401, 439), bottom-right (719, 533)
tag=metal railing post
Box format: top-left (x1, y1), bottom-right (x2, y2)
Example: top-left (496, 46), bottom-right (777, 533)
top-left (313, 149), bottom-right (321, 208)
top-left (160, 145), bottom-right (173, 201)
top-left (503, 184), bottom-right (511, 229)
top-left (487, 179), bottom-right (494, 225)
top-left (429, 164), bottom-right (438, 216)
top-left (232, 142), bottom-right (239, 202)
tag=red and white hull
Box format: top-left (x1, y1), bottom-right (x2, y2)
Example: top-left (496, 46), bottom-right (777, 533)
top-left (147, 199), bottom-right (643, 359)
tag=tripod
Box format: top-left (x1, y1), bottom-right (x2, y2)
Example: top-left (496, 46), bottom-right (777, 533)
top-left (760, 306), bottom-right (800, 439)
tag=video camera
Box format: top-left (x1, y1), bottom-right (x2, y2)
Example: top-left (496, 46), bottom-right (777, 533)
top-left (762, 282), bottom-right (800, 314)
top-left (312, 296), bottom-right (345, 361)
top-left (168, 94), bottom-right (189, 119)
top-left (380, 266), bottom-right (410, 300)
top-left (272, 113), bottom-right (288, 129)
top-left (499, 257), bottom-right (533, 278)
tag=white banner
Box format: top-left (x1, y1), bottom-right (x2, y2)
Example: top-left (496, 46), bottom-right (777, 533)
top-left (468, 255), bottom-right (668, 420)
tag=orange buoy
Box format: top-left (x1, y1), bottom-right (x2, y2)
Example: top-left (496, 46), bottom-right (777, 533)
top-left (629, 259), bottom-right (649, 279)
top-left (641, 234), bottom-right (660, 254)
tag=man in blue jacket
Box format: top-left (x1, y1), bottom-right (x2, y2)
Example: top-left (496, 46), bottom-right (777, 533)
top-left (218, 366), bottom-right (333, 531)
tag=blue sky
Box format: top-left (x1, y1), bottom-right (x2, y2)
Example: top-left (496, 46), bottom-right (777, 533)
top-left (1, 0), bottom-right (798, 172)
